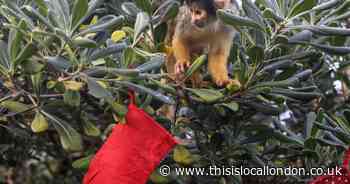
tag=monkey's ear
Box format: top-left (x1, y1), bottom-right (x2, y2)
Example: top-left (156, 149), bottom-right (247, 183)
top-left (214, 0), bottom-right (231, 9)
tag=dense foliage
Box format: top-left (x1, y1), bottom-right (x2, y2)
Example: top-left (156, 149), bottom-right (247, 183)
top-left (0, 0), bottom-right (350, 183)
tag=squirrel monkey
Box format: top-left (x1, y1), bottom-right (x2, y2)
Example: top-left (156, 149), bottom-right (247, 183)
top-left (165, 0), bottom-right (240, 87)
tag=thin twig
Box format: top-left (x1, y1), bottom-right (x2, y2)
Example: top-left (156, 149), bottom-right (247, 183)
top-left (0, 91), bottom-right (24, 103)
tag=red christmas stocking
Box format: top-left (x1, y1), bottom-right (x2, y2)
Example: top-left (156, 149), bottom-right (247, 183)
top-left (309, 148), bottom-right (350, 184)
top-left (83, 92), bottom-right (177, 184)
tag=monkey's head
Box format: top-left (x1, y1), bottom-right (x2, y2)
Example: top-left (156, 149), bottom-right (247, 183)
top-left (185, 0), bottom-right (218, 28)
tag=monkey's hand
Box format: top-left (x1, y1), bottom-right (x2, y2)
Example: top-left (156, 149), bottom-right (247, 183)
top-left (175, 60), bottom-right (191, 75)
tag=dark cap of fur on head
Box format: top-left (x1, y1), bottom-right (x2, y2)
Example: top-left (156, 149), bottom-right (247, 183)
top-left (185, 0), bottom-right (217, 15)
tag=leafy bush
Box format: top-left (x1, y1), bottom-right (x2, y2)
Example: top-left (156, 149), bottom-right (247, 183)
top-left (0, 0), bottom-right (350, 183)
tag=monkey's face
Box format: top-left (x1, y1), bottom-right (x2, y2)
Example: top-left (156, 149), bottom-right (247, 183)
top-left (190, 7), bottom-right (210, 28)
top-left (186, 0), bottom-right (217, 29)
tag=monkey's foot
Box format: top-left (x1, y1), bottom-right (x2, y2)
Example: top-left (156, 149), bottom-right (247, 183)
top-left (213, 75), bottom-right (231, 87)
top-left (214, 76), bottom-right (242, 88)
top-left (175, 60), bottom-right (191, 74)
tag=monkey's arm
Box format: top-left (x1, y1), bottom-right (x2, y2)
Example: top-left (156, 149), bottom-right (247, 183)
top-left (172, 37), bottom-right (191, 74)
top-left (208, 37), bottom-right (234, 86)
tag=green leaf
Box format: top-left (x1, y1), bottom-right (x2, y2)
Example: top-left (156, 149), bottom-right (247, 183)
top-left (311, 0), bottom-right (342, 12)
top-left (252, 78), bottom-right (295, 88)
top-left (64, 90), bottom-right (81, 107)
top-left (72, 0), bottom-right (88, 29)
top-left (7, 21), bottom-right (23, 60)
top-left (70, 0), bottom-right (105, 32)
top-left (42, 111), bottom-right (83, 152)
top-left (186, 88), bottom-right (224, 103)
top-left (8, 20), bottom-right (26, 62)
top-left (153, 0), bottom-right (180, 23)
top-left (302, 149), bottom-right (320, 160)
top-left (288, 30), bottom-right (313, 43)
top-left (262, 59), bottom-right (294, 72)
top-left (150, 79), bottom-right (177, 95)
top-left (82, 115), bottom-right (100, 137)
top-left (136, 54), bottom-right (165, 73)
top-left (133, 12), bottom-right (150, 44)
top-left (79, 15), bottom-right (124, 36)
top-left (305, 112), bottom-right (316, 139)
top-left (133, 47), bottom-right (156, 57)
top-left (31, 111), bottom-right (49, 133)
top-left (240, 131), bottom-right (270, 144)
top-left (121, 2), bottom-right (141, 18)
top-left (231, 175), bottom-right (243, 184)
top-left (1, 1), bottom-right (35, 28)
top-left (54, 28), bottom-right (70, 41)
top-left (325, 0), bottom-right (350, 19)
top-left (44, 0), bottom-right (70, 30)
top-left (110, 102), bottom-right (128, 117)
top-left (289, 25), bottom-right (350, 36)
top-left (73, 37), bottom-right (97, 48)
top-left (307, 42), bottom-right (350, 55)
top-left (173, 146), bottom-right (194, 165)
top-left (304, 137), bottom-right (317, 149)
top-left (134, 0), bottom-right (152, 14)
top-left (314, 122), bottom-right (350, 143)
top-left (149, 171), bottom-right (171, 184)
top-left (86, 77), bottom-right (113, 101)
top-left (242, 0), bottom-right (266, 29)
top-left (45, 56), bottom-right (72, 72)
top-left (276, 0), bottom-right (287, 16)
top-left (287, 0), bottom-right (317, 18)
top-left (262, 8), bottom-right (284, 22)
top-left (22, 60), bottom-right (44, 74)
top-left (88, 43), bottom-right (127, 61)
top-left (256, 0), bottom-right (282, 17)
top-left (139, 94), bottom-right (153, 109)
top-left (272, 130), bottom-right (304, 146)
top-left (270, 88), bottom-right (322, 100)
top-left (316, 138), bottom-right (346, 148)
top-left (121, 47), bottom-right (136, 67)
top-left (219, 102), bottom-right (239, 112)
top-left (34, 0), bottom-right (48, 16)
top-left (0, 41), bottom-right (10, 70)
top-left (327, 11), bottom-right (350, 23)
top-left (13, 42), bottom-right (36, 67)
top-left (0, 101), bottom-right (31, 113)
top-left (217, 9), bottom-right (264, 30)
top-left (23, 6), bottom-right (55, 31)
top-left (87, 0), bottom-right (105, 17)
top-left (31, 73), bottom-right (42, 95)
top-left (114, 81), bottom-right (175, 105)
top-left (344, 110), bottom-right (350, 123)
top-left (258, 69), bottom-right (310, 87)
top-left (184, 55), bottom-right (207, 79)
top-left (247, 46), bottom-right (264, 63)
top-left (111, 30), bottom-right (127, 42)
top-left (266, 51), bottom-right (320, 62)
top-left (72, 155), bottom-right (93, 170)
top-left (87, 66), bottom-right (139, 77)
top-left (63, 81), bottom-right (84, 91)
top-left (246, 101), bottom-right (282, 115)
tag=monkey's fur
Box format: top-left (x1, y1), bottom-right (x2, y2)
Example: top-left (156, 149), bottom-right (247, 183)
top-left (165, 0), bottom-right (240, 87)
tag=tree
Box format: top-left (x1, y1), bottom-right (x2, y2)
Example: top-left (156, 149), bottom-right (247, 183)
top-left (0, 0), bottom-right (350, 183)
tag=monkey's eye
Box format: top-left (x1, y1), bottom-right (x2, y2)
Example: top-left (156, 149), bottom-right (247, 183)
top-left (194, 10), bottom-right (202, 15)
